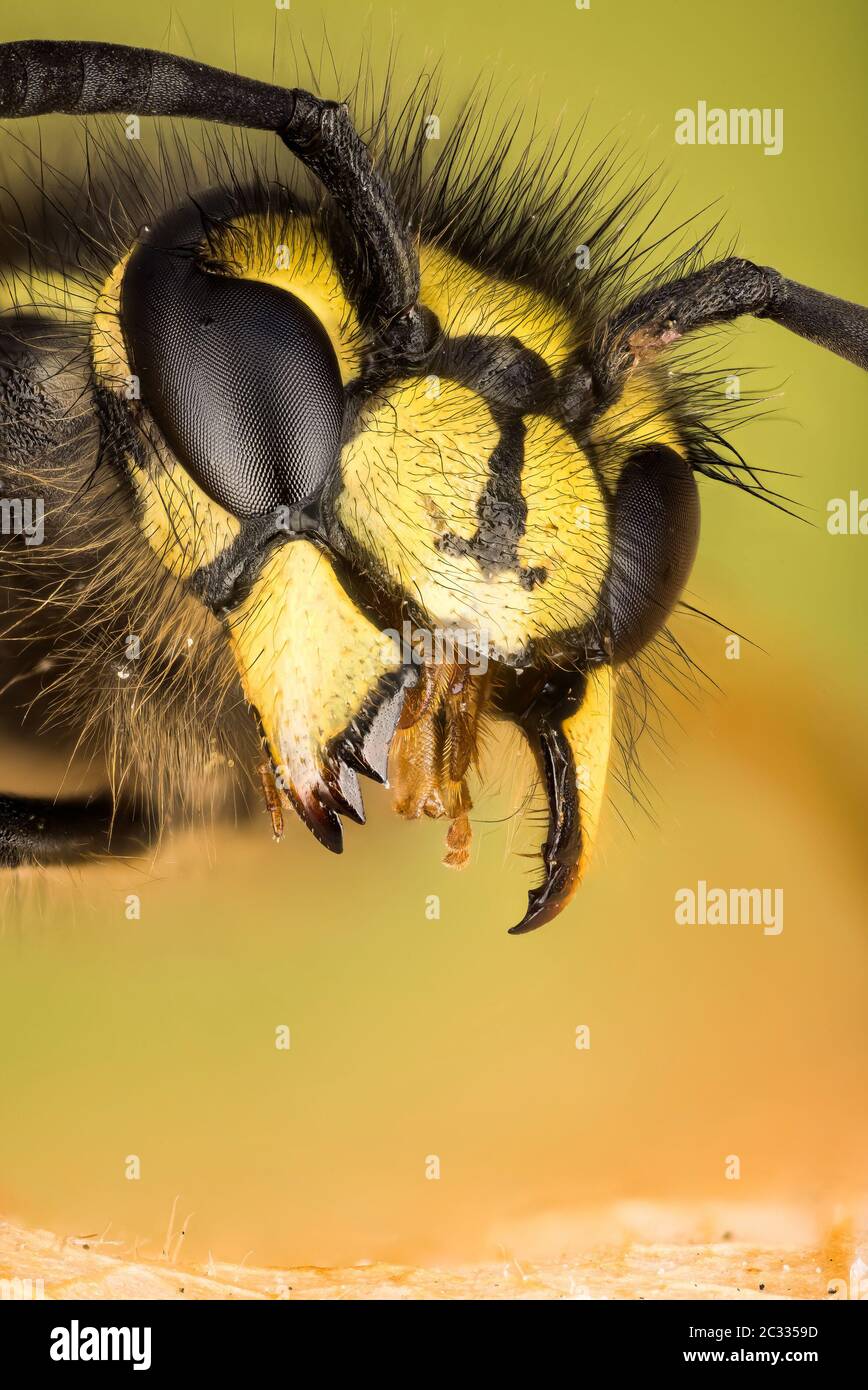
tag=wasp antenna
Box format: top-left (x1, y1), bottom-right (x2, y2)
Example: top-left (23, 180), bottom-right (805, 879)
top-left (0, 39), bottom-right (432, 363)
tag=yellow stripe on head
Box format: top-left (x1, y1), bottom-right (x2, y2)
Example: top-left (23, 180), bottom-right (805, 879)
top-left (209, 212), bottom-right (364, 384)
top-left (418, 244), bottom-right (578, 367)
top-left (590, 367), bottom-right (684, 459)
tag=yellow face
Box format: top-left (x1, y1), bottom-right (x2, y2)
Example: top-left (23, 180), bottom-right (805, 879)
top-left (336, 381), bottom-right (607, 659)
top-left (333, 242), bottom-right (682, 666)
top-left (93, 206), bottom-right (689, 932)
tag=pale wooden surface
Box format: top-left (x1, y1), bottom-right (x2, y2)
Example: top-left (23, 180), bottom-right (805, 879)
top-left (1, 1210), bottom-right (862, 1300)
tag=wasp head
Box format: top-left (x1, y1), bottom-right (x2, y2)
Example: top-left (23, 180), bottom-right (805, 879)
top-left (92, 192), bottom-right (700, 933)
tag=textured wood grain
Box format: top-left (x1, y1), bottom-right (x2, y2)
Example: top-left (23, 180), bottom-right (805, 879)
top-left (1, 1211), bottom-right (862, 1300)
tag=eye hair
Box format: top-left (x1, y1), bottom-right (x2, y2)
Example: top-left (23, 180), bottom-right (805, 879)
top-left (0, 359), bottom-right (255, 832)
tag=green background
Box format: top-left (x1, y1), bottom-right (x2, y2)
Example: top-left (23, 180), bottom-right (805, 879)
top-left (1, 0), bottom-right (866, 1269)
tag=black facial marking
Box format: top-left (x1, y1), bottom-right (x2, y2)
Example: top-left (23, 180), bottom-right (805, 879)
top-left (413, 336), bottom-right (557, 587)
top-left (436, 415), bottom-right (547, 588)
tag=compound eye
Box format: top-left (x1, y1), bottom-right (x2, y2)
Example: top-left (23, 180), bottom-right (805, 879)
top-left (121, 246), bottom-right (344, 518)
top-left (602, 444), bottom-right (700, 663)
